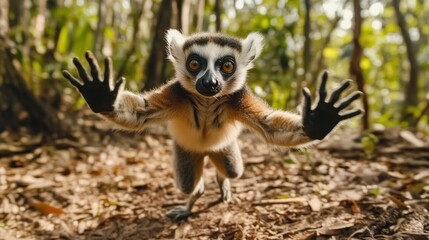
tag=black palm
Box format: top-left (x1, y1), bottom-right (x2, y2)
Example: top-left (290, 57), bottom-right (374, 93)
top-left (302, 71), bottom-right (363, 140)
top-left (62, 51), bottom-right (124, 113)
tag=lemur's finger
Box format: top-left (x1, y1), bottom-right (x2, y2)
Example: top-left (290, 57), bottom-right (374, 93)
top-left (337, 91), bottom-right (362, 110)
top-left (302, 87), bottom-right (312, 113)
top-left (85, 51), bottom-right (101, 82)
top-left (62, 70), bottom-right (82, 89)
top-left (113, 77), bottom-right (125, 94)
top-left (318, 71), bottom-right (329, 102)
top-left (104, 57), bottom-right (113, 85)
top-left (329, 79), bottom-right (352, 104)
top-left (339, 109), bottom-right (363, 121)
top-left (72, 57), bottom-right (91, 83)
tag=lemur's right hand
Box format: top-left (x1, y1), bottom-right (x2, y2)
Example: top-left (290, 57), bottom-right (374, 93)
top-left (62, 51), bottom-right (124, 113)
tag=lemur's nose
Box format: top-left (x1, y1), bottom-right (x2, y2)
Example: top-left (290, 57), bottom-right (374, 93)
top-left (202, 77), bottom-right (218, 89)
top-left (196, 70), bottom-right (221, 96)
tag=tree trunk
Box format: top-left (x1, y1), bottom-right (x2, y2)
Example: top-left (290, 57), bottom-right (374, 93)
top-left (393, 0), bottom-right (420, 125)
top-left (303, 0), bottom-right (311, 76)
top-left (0, 0), bottom-right (67, 138)
top-left (2, 49), bottom-right (66, 137)
top-left (310, 0), bottom-right (350, 90)
top-left (350, 0), bottom-right (370, 131)
top-left (294, 0), bottom-right (312, 106)
top-left (0, 0), bottom-right (8, 37)
top-left (196, 0), bottom-right (205, 32)
top-left (214, 0), bottom-right (222, 32)
top-left (116, 0), bottom-right (144, 79)
top-left (143, 0), bottom-right (182, 91)
top-left (93, 0), bottom-right (107, 53)
top-left (181, 0), bottom-right (191, 35)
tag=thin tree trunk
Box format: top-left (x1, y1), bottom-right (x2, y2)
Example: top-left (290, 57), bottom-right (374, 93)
top-left (214, 0), bottom-right (221, 32)
top-left (143, 0), bottom-right (181, 91)
top-left (93, 0), bottom-right (107, 53)
top-left (34, 0), bottom-right (46, 41)
top-left (181, 0), bottom-right (191, 35)
top-left (0, 0), bottom-right (8, 38)
top-left (196, 0), bottom-right (205, 32)
top-left (116, 1), bottom-right (144, 79)
top-left (393, 0), bottom-right (420, 125)
top-left (294, 0), bottom-right (312, 106)
top-left (310, 0), bottom-right (350, 90)
top-left (350, 0), bottom-right (369, 130)
top-left (414, 99), bottom-right (429, 126)
top-left (303, 0), bottom-right (311, 76)
top-left (42, 0), bottom-right (66, 111)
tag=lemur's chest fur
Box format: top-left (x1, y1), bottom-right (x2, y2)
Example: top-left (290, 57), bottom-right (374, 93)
top-left (167, 94), bottom-right (242, 152)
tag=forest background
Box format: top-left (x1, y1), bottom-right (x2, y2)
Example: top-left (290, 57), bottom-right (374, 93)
top-left (1, 0), bottom-right (428, 138)
top-left (1, 0), bottom-right (429, 239)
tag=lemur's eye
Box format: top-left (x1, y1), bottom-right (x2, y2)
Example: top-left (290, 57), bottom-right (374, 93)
top-left (221, 61), bottom-right (234, 74)
top-left (188, 60), bottom-right (201, 72)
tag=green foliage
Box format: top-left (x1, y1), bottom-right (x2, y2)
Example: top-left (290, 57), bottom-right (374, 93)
top-left (283, 159), bottom-right (296, 164)
top-left (5, 0), bottom-right (429, 134)
top-left (361, 133), bottom-right (379, 158)
top-left (367, 185), bottom-right (382, 197)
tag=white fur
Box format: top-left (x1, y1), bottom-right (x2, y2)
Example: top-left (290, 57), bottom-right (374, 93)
top-left (166, 30), bottom-right (265, 98)
top-left (179, 43), bottom-right (246, 97)
top-left (241, 32), bottom-right (264, 68)
top-left (165, 29), bottom-right (186, 62)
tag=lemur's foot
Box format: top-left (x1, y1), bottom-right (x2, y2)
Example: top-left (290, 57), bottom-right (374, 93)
top-left (166, 206), bottom-right (192, 221)
top-left (220, 178), bottom-right (232, 203)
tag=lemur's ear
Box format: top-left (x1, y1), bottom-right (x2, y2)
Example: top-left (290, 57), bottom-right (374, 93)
top-left (242, 32), bottom-right (264, 65)
top-left (166, 29), bottom-right (186, 62)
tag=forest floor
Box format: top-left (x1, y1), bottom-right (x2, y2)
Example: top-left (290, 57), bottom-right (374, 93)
top-left (1, 114), bottom-right (429, 240)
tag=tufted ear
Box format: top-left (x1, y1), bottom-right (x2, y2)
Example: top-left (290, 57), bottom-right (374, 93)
top-left (165, 29), bottom-right (186, 62)
top-left (241, 32), bottom-right (264, 65)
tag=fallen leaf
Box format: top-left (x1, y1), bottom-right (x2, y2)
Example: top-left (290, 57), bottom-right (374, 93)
top-left (400, 130), bottom-right (424, 147)
top-left (308, 196), bottom-right (321, 212)
top-left (253, 197), bottom-right (306, 206)
top-left (30, 200), bottom-right (64, 215)
top-left (388, 195), bottom-right (408, 209)
top-left (317, 222), bottom-right (355, 235)
top-left (351, 201), bottom-right (361, 214)
top-left (414, 169), bottom-right (429, 181)
top-left (387, 171), bottom-right (406, 179)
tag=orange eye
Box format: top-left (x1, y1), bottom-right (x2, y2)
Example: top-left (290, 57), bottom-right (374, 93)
top-left (222, 61), bottom-right (234, 74)
top-left (188, 60), bottom-right (201, 72)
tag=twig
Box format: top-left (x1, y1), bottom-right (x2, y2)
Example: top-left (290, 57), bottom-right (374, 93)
top-left (395, 232), bottom-right (429, 237)
top-left (252, 197), bottom-right (307, 206)
top-left (414, 100), bottom-right (429, 126)
top-left (348, 226), bottom-right (374, 240)
top-left (275, 224), bottom-right (321, 238)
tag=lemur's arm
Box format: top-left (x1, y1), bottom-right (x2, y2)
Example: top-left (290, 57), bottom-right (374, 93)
top-left (62, 51), bottom-right (182, 131)
top-left (230, 88), bottom-right (312, 147)
top-left (101, 82), bottom-right (183, 131)
top-left (231, 72), bottom-right (362, 146)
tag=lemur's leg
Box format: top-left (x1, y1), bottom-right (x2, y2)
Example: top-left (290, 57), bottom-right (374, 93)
top-left (166, 144), bottom-right (205, 221)
top-left (208, 141), bottom-right (243, 202)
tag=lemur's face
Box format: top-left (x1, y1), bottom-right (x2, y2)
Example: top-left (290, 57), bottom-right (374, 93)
top-left (183, 42), bottom-right (240, 97)
top-left (166, 30), bottom-right (264, 97)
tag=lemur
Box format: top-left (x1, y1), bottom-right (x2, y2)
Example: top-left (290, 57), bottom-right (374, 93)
top-left (62, 30), bottom-right (362, 220)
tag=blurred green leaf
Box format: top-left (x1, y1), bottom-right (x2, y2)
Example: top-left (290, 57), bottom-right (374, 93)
top-left (57, 25), bottom-right (70, 54)
top-left (367, 186), bottom-right (381, 196)
top-left (283, 159), bottom-right (296, 164)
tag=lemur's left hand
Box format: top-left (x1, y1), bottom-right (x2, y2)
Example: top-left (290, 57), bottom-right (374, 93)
top-left (302, 71), bottom-right (363, 140)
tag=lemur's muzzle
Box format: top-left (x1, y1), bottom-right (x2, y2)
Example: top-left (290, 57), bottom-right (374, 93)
top-left (196, 70), bottom-right (221, 96)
